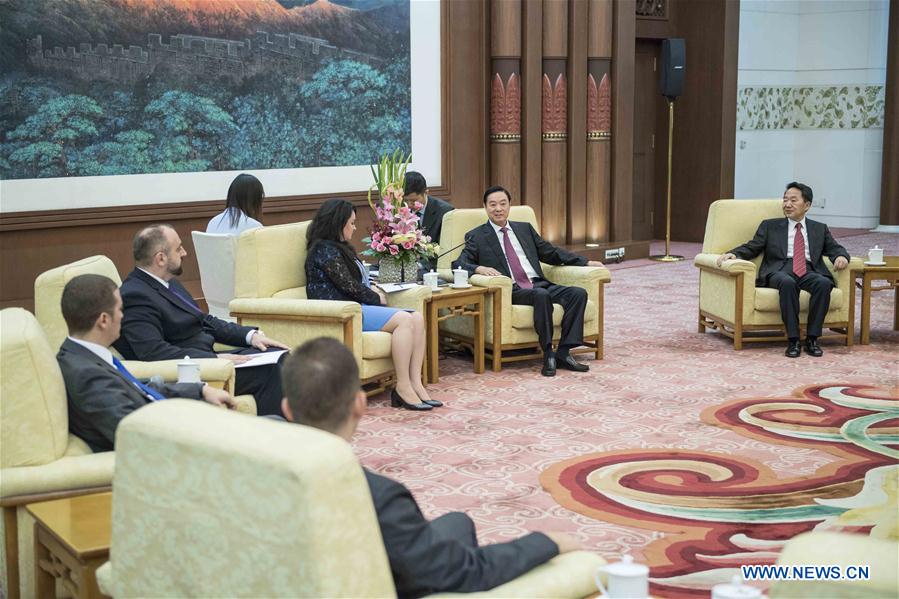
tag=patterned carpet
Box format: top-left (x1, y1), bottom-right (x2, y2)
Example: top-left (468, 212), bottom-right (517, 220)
top-left (353, 230), bottom-right (898, 597)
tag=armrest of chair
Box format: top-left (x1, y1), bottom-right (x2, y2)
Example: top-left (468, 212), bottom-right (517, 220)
top-left (694, 253), bottom-right (757, 275)
top-left (470, 274), bottom-right (513, 290)
top-left (386, 285), bottom-right (432, 311)
top-left (230, 297), bottom-right (363, 360)
top-left (231, 394), bottom-right (256, 415)
top-left (427, 550), bottom-right (605, 598)
top-left (0, 451), bottom-right (115, 501)
top-left (121, 357), bottom-right (237, 396)
top-left (543, 265), bottom-right (611, 287)
top-left (828, 257), bottom-right (864, 298)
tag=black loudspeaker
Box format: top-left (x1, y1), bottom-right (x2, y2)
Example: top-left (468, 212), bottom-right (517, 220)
top-left (659, 38), bottom-right (685, 99)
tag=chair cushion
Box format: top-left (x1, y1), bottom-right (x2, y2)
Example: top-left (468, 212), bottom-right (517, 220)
top-left (234, 222), bottom-right (310, 299)
top-left (702, 199), bottom-right (783, 254)
top-left (1, 308), bottom-right (69, 467)
top-left (510, 300), bottom-right (597, 330)
top-left (361, 331), bottom-right (393, 360)
top-left (754, 288), bottom-right (842, 312)
top-left (34, 255), bottom-right (122, 352)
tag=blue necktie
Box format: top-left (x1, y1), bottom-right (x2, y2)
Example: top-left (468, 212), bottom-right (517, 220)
top-left (112, 357), bottom-right (166, 401)
top-left (168, 285), bottom-right (204, 316)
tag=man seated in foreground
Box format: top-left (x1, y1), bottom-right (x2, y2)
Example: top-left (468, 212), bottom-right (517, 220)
top-left (280, 337), bottom-right (580, 598)
top-left (57, 274), bottom-right (235, 452)
top-left (114, 223), bottom-right (288, 415)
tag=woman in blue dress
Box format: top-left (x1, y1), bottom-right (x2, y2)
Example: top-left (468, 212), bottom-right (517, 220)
top-left (305, 199), bottom-right (439, 411)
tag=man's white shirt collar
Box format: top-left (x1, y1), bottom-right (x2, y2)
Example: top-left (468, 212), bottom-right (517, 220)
top-left (787, 216), bottom-right (807, 229)
top-left (138, 267), bottom-right (170, 289)
top-left (489, 220), bottom-right (508, 234)
top-left (67, 336), bottom-right (114, 366)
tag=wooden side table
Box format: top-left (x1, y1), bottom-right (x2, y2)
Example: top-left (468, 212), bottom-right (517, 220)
top-left (425, 285), bottom-right (488, 383)
top-left (848, 256), bottom-right (899, 345)
top-left (26, 492), bottom-right (112, 599)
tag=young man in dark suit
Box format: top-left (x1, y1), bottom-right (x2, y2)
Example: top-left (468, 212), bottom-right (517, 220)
top-left (717, 182), bottom-right (850, 357)
top-left (453, 186), bottom-right (605, 376)
top-left (57, 274), bottom-right (235, 452)
top-left (281, 337), bottom-right (580, 599)
top-left (404, 171), bottom-right (454, 271)
top-left (114, 224), bottom-right (289, 415)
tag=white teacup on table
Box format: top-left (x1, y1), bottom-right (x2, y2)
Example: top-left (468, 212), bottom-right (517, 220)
top-left (452, 267), bottom-right (470, 287)
top-left (423, 270), bottom-right (440, 291)
top-left (867, 245), bottom-right (884, 265)
top-left (596, 554), bottom-right (649, 598)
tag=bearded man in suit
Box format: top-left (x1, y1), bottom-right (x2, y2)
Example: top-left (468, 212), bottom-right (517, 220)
top-left (57, 274), bottom-right (235, 452)
top-left (114, 224), bottom-right (288, 415)
top-left (453, 186), bottom-right (604, 376)
top-left (717, 182), bottom-right (849, 357)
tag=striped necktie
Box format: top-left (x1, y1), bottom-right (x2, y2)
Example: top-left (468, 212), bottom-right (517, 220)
top-left (792, 222), bottom-right (807, 277)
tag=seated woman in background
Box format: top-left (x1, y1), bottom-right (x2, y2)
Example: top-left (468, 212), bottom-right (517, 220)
top-left (206, 173), bottom-right (265, 235)
top-left (305, 199), bottom-right (439, 411)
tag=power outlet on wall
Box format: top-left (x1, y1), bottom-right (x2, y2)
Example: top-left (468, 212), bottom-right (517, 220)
top-left (816, 197), bottom-right (827, 209)
top-left (603, 247), bottom-right (626, 262)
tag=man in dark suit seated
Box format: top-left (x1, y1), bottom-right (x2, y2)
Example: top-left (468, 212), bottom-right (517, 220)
top-left (113, 224), bottom-right (289, 415)
top-left (717, 182), bottom-right (850, 358)
top-left (404, 171), bottom-right (454, 272)
top-left (453, 186), bottom-right (604, 376)
top-left (280, 337), bottom-right (580, 598)
top-left (57, 274), bottom-right (235, 452)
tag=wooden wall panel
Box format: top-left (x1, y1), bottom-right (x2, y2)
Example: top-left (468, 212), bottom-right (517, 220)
top-left (611, 0), bottom-right (636, 242)
top-left (490, 1), bottom-right (523, 204)
top-left (588, 0), bottom-right (613, 57)
top-left (521, 0), bottom-right (544, 212)
top-left (566, 0), bottom-right (588, 244)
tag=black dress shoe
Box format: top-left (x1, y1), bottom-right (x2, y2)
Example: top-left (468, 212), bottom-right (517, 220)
top-left (557, 354), bottom-right (589, 372)
top-left (422, 398), bottom-right (443, 407)
top-left (785, 340), bottom-right (801, 358)
top-left (541, 353), bottom-right (556, 377)
top-left (804, 338), bottom-right (823, 357)
top-left (390, 389), bottom-right (432, 411)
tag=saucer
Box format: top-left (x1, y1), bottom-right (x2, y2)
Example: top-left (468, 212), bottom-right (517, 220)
top-left (428, 287), bottom-right (444, 292)
top-left (864, 261), bottom-right (887, 266)
top-left (449, 283), bottom-right (472, 289)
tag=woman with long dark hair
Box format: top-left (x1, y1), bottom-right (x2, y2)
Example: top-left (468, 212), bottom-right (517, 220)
top-left (305, 199), bottom-right (439, 411)
top-left (207, 173), bottom-right (265, 235)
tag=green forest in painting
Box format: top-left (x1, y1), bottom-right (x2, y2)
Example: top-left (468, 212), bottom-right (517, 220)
top-left (0, 0), bottom-right (411, 179)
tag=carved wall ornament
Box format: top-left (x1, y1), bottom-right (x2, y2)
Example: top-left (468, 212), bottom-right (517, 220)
top-left (542, 73), bottom-right (567, 141)
top-left (636, 0), bottom-right (667, 19)
top-left (587, 73), bottom-right (612, 140)
top-left (490, 72), bottom-right (521, 142)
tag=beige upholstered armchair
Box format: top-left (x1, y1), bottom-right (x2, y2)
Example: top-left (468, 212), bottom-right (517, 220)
top-left (436, 206), bottom-right (611, 370)
top-left (694, 200), bottom-right (862, 349)
top-left (33, 255), bottom-right (250, 410)
top-left (229, 221), bottom-right (431, 394)
top-left (96, 400), bottom-right (606, 598)
top-left (1, 308), bottom-right (115, 599)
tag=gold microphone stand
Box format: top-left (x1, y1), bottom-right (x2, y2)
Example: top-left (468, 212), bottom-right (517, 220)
top-left (650, 98), bottom-right (684, 262)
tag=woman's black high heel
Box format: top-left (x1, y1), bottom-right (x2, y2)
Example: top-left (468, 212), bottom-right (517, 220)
top-left (421, 398), bottom-right (443, 407)
top-left (391, 389), bottom-right (432, 411)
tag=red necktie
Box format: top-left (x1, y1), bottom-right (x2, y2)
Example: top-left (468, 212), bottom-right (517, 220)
top-left (793, 222), bottom-right (807, 278)
top-left (500, 227), bottom-right (533, 289)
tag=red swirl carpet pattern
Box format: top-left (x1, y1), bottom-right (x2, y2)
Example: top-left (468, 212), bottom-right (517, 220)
top-left (353, 230), bottom-right (897, 598)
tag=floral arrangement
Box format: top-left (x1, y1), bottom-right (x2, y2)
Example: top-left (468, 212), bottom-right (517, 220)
top-left (362, 149), bottom-right (439, 263)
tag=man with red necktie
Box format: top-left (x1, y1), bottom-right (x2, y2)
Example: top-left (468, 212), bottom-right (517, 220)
top-left (718, 182), bottom-right (850, 358)
top-left (454, 186), bottom-right (604, 376)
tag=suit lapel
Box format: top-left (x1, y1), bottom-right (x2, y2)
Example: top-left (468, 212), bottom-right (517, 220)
top-left (806, 218), bottom-right (823, 263)
top-left (481, 224), bottom-right (510, 276)
top-left (133, 269), bottom-right (201, 319)
top-left (774, 219), bottom-right (788, 259)
top-left (510, 221), bottom-right (540, 272)
top-left (61, 339), bottom-right (133, 382)
top-left (421, 197), bottom-right (437, 234)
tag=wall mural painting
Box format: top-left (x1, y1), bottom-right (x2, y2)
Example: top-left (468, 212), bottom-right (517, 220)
top-left (0, 0), bottom-right (411, 180)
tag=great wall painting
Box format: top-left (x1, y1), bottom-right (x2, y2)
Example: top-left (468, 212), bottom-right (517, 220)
top-left (0, 0), bottom-right (411, 180)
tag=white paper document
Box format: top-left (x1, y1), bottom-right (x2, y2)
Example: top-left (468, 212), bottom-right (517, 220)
top-left (377, 282), bottom-right (421, 293)
top-left (233, 350), bottom-right (288, 369)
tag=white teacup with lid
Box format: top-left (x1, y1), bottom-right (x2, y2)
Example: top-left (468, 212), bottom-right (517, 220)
top-left (867, 245), bottom-right (884, 265)
top-left (423, 269), bottom-right (440, 290)
top-left (711, 575), bottom-right (766, 599)
top-left (177, 355), bottom-right (201, 384)
top-left (452, 267), bottom-right (469, 287)
top-left (595, 554), bottom-right (649, 598)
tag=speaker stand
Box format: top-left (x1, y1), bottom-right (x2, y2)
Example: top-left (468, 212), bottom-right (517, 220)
top-left (650, 98), bottom-right (685, 262)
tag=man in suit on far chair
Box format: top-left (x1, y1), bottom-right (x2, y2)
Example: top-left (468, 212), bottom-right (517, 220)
top-left (114, 224), bottom-right (289, 415)
top-left (57, 274), bottom-right (235, 452)
top-left (453, 186), bottom-right (605, 376)
top-left (281, 337), bottom-right (581, 598)
top-left (404, 171), bottom-right (454, 272)
top-left (717, 182), bottom-right (849, 358)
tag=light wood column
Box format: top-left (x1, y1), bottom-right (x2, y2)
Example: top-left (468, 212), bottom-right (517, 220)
top-left (541, 0), bottom-right (568, 244)
top-left (586, 0), bottom-right (613, 243)
top-left (490, 0), bottom-right (522, 203)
